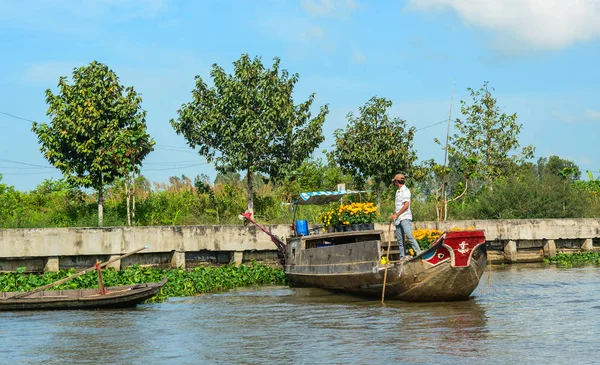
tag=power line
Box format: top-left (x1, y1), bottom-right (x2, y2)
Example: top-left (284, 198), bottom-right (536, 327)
top-left (141, 162), bottom-right (210, 171)
top-left (155, 143), bottom-right (195, 151)
top-left (144, 159), bottom-right (205, 166)
top-left (415, 119), bottom-right (449, 132)
top-left (0, 166), bottom-right (54, 170)
top-left (0, 111), bottom-right (36, 123)
top-left (0, 171), bottom-right (61, 176)
top-left (0, 158), bottom-right (54, 168)
top-left (154, 146), bottom-right (199, 154)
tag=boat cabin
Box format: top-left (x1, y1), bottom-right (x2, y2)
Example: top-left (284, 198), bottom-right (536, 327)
top-left (285, 191), bottom-right (398, 274)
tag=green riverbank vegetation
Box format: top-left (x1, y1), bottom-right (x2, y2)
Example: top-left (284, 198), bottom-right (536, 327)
top-left (545, 252), bottom-right (600, 268)
top-left (1, 56), bottom-right (599, 228)
top-left (0, 262), bottom-right (288, 302)
top-left (1, 156), bottom-right (599, 228)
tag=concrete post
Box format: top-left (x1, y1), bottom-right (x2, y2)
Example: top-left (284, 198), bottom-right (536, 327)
top-left (233, 251), bottom-right (244, 266)
top-left (543, 239), bottom-right (557, 258)
top-left (171, 251), bottom-right (186, 269)
top-left (43, 257), bottom-right (60, 272)
top-left (106, 255), bottom-right (121, 270)
top-left (504, 240), bottom-right (518, 263)
top-left (581, 238), bottom-right (594, 251)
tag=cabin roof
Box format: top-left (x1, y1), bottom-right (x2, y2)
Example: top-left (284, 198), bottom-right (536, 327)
top-left (295, 190), bottom-right (366, 205)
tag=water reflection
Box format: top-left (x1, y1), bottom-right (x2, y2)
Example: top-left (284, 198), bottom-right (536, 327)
top-left (2, 265), bottom-right (600, 365)
top-left (23, 309), bottom-right (148, 364)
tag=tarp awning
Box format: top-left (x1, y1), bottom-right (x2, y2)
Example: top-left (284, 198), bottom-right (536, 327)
top-left (294, 190), bottom-right (366, 205)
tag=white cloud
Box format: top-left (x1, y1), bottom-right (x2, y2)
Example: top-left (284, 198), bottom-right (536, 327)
top-left (22, 62), bottom-right (81, 86)
top-left (408, 0), bottom-right (600, 50)
top-left (261, 17), bottom-right (338, 57)
top-left (352, 49), bottom-right (367, 64)
top-left (309, 26), bottom-right (326, 41)
top-left (301, 0), bottom-right (359, 18)
top-left (552, 111), bottom-right (578, 124)
top-left (552, 109), bottom-right (600, 124)
top-left (586, 109), bottom-right (600, 120)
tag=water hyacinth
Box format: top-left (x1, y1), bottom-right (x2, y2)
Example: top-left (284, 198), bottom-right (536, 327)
top-left (0, 262), bottom-right (288, 303)
top-left (545, 251), bottom-right (600, 267)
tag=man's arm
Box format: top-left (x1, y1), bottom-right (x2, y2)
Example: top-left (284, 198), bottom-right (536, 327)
top-left (389, 201), bottom-right (409, 221)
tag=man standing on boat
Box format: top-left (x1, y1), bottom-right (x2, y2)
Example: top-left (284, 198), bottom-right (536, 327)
top-left (389, 173), bottom-right (421, 260)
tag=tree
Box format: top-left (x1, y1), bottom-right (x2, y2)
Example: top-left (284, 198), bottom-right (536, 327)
top-left (419, 156), bottom-right (477, 221)
top-left (194, 174), bottom-right (212, 194)
top-left (0, 174), bottom-right (21, 228)
top-left (447, 82), bottom-right (534, 187)
top-left (171, 54), bottom-right (328, 213)
top-left (329, 96), bottom-right (417, 208)
top-left (537, 155), bottom-right (581, 182)
top-left (278, 158), bottom-right (352, 201)
top-left (32, 61), bottom-right (154, 226)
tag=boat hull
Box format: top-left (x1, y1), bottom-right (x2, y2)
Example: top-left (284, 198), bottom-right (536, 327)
top-left (285, 230), bottom-right (487, 302)
top-left (0, 279), bottom-right (167, 311)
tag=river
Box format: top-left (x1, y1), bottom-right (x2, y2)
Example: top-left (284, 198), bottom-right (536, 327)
top-left (1, 264), bottom-right (598, 365)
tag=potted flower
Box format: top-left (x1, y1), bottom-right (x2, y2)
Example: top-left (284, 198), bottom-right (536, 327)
top-left (320, 202), bottom-right (378, 232)
top-left (319, 207), bottom-right (341, 232)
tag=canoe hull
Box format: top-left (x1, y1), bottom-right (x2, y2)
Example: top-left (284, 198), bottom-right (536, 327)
top-left (0, 279), bottom-right (167, 311)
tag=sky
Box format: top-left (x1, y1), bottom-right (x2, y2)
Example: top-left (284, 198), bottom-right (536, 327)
top-left (1, 0), bottom-right (599, 192)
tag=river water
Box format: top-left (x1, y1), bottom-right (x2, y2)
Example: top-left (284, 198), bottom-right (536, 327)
top-left (1, 264), bottom-right (599, 365)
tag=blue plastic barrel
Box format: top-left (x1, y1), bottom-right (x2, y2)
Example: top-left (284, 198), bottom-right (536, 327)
top-left (295, 220), bottom-right (309, 236)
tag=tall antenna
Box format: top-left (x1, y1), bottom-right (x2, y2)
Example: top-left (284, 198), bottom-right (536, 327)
top-left (439, 79), bottom-right (455, 221)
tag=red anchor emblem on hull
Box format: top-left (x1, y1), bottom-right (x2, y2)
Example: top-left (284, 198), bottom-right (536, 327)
top-left (441, 230), bottom-right (486, 267)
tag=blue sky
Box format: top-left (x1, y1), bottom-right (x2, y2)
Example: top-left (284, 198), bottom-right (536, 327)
top-left (1, 0), bottom-right (599, 191)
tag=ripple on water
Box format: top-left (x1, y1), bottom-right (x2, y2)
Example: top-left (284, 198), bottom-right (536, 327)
top-left (1, 266), bottom-right (600, 365)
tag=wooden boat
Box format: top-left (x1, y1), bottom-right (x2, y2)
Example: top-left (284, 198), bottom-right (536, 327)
top-left (0, 245), bottom-right (167, 311)
top-left (284, 229), bottom-right (486, 302)
top-left (0, 279), bottom-right (167, 311)
top-left (241, 190), bottom-right (487, 302)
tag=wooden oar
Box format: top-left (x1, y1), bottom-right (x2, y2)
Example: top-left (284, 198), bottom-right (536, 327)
top-left (8, 245), bottom-right (149, 300)
top-left (381, 222), bottom-right (393, 305)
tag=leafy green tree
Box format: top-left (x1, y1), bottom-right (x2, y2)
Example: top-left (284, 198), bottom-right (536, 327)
top-left (329, 96), bottom-right (417, 207)
top-left (537, 155), bottom-right (581, 182)
top-left (277, 158), bottom-right (352, 201)
top-left (194, 174), bottom-right (212, 194)
top-left (447, 82), bottom-right (534, 187)
top-left (32, 61), bottom-right (154, 226)
top-left (0, 174), bottom-right (21, 228)
top-left (418, 156), bottom-right (478, 220)
top-left (171, 54), bottom-right (328, 213)
top-left (214, 172), bottom-right (242, 187)
top-left (456, 165), bottom-right (588, 219)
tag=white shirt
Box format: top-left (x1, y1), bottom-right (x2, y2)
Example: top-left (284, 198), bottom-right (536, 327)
top-left (394, 185), bottom-right (412, 224)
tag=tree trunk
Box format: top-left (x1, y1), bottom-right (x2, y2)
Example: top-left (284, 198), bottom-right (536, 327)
top-left (246, 169), bottom-right (254, 213)
top-left (98, 187), bottom-right (104, 227)
top-left (125, 175), bottom-right (131, 226)
top-left (376, 187), bottom-right (381, 212)
top-left (132, 175), bottom-right (136, 225)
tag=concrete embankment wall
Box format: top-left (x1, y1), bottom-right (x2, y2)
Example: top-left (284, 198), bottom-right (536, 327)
top-left (1, 218), bottom-right (599, 272)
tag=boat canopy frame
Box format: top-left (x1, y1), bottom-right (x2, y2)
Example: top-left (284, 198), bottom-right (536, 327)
top-left (293, 190), bottom-right (366, 206)
top-left (291, 190), bottom-right (367, 235)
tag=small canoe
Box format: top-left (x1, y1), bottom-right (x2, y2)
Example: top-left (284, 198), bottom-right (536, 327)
top-left (0, 278), bottom-right (167, 311)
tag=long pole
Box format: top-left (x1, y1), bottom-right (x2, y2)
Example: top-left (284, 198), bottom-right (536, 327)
top-left (381, 222), bottom-right (393, 304)
top-left (8, 245), bottom-right (149, 300)
top-left (439, 80), bottom-right (455, 221)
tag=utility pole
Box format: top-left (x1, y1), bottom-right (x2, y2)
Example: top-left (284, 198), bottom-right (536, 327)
top-left (439, 80), bottom-right (455, 221)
